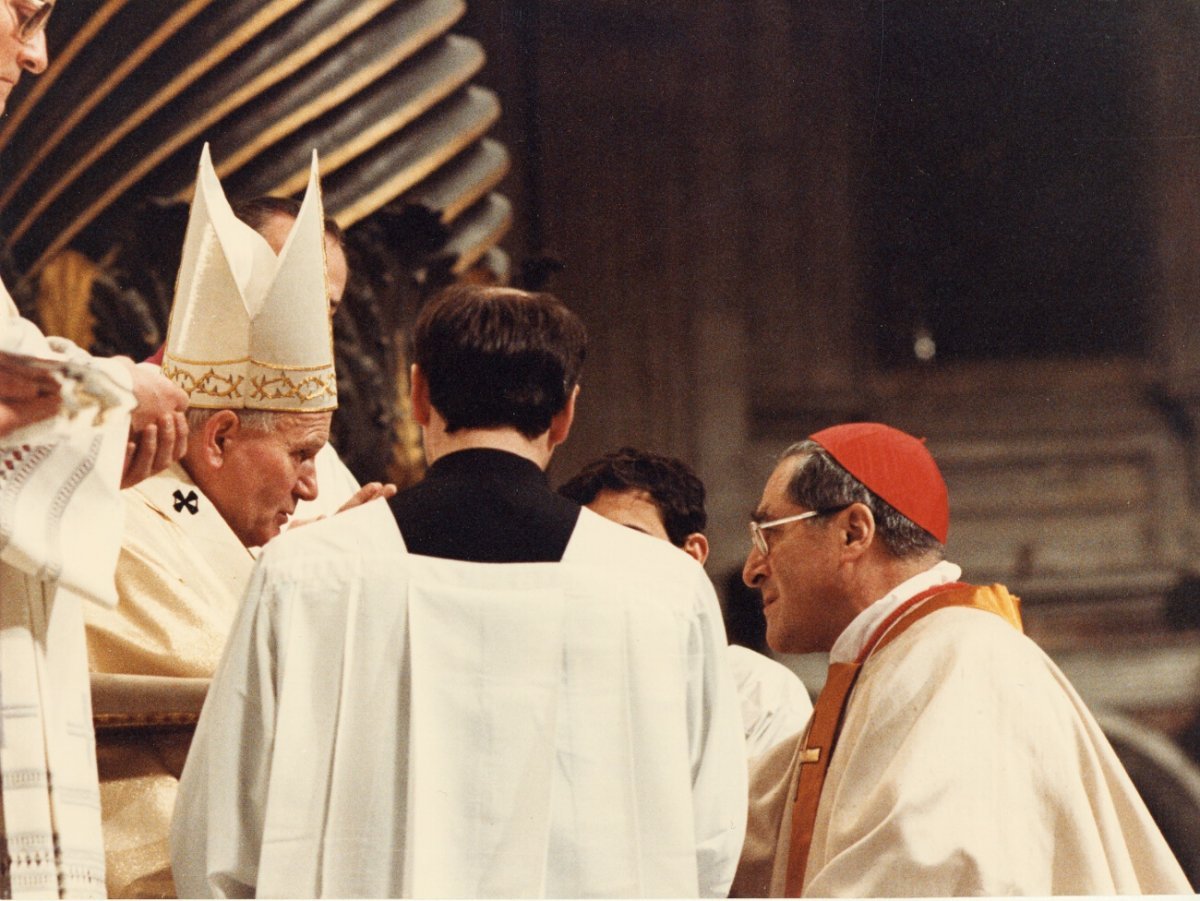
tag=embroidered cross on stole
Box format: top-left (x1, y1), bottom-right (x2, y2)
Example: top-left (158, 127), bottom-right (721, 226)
top-left (783, 581), bottom-right (1023, 896)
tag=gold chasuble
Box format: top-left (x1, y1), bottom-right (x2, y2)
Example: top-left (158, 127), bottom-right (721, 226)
top-left (84, 463), bottom-right (253, 898)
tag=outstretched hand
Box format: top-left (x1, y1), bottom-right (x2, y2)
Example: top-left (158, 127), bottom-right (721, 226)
top-left (288, 481), bottom-right (399, 531)
top-left (336, 481), bottom-right (399, 513)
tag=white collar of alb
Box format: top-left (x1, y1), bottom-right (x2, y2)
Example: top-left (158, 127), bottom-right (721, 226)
top-left (829, 560), bottom-right (962, 664)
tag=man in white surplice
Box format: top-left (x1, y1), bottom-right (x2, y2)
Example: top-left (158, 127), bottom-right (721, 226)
top-left (0, 3), bottom-right (192, 897)
top-left (172, 284), bottom-right (748, 898)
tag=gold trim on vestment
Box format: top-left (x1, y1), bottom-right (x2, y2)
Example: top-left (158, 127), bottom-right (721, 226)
top-left (162, 353), bottom-right (248, 367)
top-left (165, 354), bottom-right (334, 372)
top-left (250, 372), bottom-right (337, 403)
top-left (164, 362), bottom-right (336, 408)
top-left (162, 366), bottom-right (243, 400)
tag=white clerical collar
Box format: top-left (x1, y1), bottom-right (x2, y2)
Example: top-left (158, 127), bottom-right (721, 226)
top-left (828, 559), bottom-right (962, 664)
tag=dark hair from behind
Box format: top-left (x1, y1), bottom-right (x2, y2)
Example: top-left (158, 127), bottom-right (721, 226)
top-left (414, 284), bottom-right (587, 440)
top-left (231, 195), bottom-right (345, 248)
top-left (557, 447), bottom-right (706, 548)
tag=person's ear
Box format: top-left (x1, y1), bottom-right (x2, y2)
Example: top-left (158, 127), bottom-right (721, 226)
top-left (840, 502), bottom-right (876, 561)
top-left (410, 364), bottom-right (431, 427)
top-left (197, 410), bottom-right (240, 469)
top-left (681, 532), bottom-right (709, 565)
top-left (547, 384), bottom-right (579, 449)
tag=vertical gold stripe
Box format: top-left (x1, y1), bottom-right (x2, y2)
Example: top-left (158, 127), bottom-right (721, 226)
top-left (262, 46), bottom-right (479, 199)
top-left (9, 0), bottom-right (310, 250)
top-left (0, 0), bottom-right (212, 215)
top-left (0, 0), bottom-right (129, 156)
top-left (170, 1), bottom-right (468, 204)
top-left (333, 92), bottom-right (498, 228)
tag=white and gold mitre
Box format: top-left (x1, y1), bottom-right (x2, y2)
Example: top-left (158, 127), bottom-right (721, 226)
top-left (162, 144), bottom-right (336, 412)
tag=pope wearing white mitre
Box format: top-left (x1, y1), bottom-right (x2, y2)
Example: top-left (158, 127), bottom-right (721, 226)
top-left (171, 281), bottom-right (749, 898)
top-left (83, 145), bottom-right (371, 898)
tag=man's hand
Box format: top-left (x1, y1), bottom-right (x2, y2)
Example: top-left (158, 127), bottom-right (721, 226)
top-left (336, 481), bottom-right (398, 513)
top-left (287, 482), bottom-right (399, 530)
top-left (0, 361), bottom-right (61, 436)
top-left (122, 361), bottom-right (190, 488)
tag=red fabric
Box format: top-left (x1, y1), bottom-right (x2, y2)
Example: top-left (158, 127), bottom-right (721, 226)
top-left (809, 422), bottom-right (949, 544)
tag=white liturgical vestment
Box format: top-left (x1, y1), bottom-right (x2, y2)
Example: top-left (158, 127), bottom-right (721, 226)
top-left (733, 562), bottom-right (1192, 896)
top-left (0, 288), bottom-right (134, 898)
top-left (726, 644), bottom-right (811, 762)
top-left (172, 504), bottom-right (747, 898)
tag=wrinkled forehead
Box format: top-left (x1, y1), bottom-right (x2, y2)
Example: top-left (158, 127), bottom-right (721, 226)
top-left (283, 410), bottom-right (332, 438)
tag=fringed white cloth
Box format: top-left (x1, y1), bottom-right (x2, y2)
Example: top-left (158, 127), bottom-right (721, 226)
top-left (0, 290), bottom-right (133, 899)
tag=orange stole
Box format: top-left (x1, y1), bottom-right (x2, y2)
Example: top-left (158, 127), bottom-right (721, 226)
top-left (783, 582), bottom-right (1023, 896)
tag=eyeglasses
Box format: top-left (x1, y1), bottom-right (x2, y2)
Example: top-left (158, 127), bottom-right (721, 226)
top-left (11, 0), bottom-right (53, 42)
top-left (748, 505), bottom-right (849, 556)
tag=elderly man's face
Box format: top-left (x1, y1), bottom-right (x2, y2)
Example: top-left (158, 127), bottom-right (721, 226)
top-left (0, 0), bottom-right (50, 113)
top-left (211, 411), bottom-right (330, 548)
top-left (743, 459), bottom-right (845, 654)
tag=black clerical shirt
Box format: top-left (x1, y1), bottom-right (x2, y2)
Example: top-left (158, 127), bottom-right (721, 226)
top-left (388, 448), bottom-right (581, 563)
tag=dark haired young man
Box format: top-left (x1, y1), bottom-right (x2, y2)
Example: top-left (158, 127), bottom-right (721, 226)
top-left (173, 285), bottom-right (747, 898)
top-left (559, 447), bottom-right (812, 760)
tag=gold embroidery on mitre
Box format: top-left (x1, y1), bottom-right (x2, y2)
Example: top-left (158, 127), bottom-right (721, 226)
top-left (162, 364), bottom-right (244, 400)
top-left (164, 146), bottom-right (337, 414)
top-left (249, 372), bottom-right (337, 403)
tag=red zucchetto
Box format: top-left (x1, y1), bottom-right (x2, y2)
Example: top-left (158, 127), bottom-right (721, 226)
top-left (809, 422), bottom-right (949, 544)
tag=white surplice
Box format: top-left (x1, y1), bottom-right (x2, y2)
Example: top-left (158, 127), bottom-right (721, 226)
top-left (172, 504), bottom-right (748, 898)
top-left (726, 645), bottom-right (811, 762)
top-left (733, 562), bottom-right (1192, 896)
top-left (0, 290), bottom-right (134, 898)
